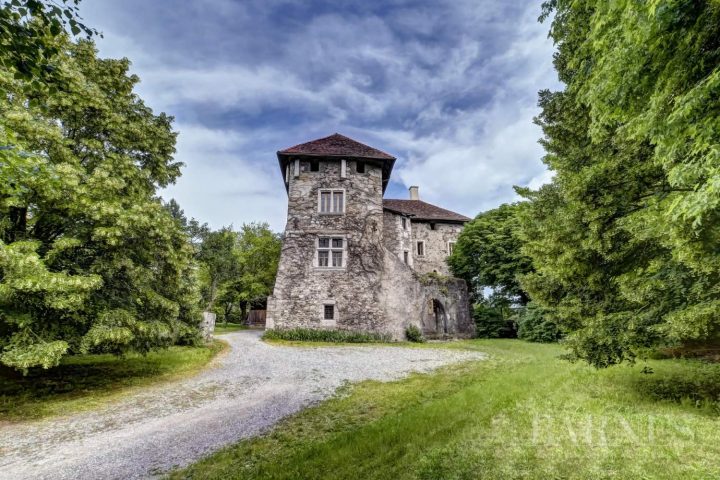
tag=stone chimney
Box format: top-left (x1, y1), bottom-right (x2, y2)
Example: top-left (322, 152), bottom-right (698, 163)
top-left (409, 186), bottom-right (419, 200)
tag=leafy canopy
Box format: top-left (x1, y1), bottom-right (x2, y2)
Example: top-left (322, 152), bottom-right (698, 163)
top-left (448, 203), bottom-right (533, 305)
top-left (520, 0), bottom-right (720, 367)
top-left (0, 33), bottom-right (199, 371)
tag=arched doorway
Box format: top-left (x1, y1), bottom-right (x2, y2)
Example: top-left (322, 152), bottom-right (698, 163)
top-left (432, 299), bottom-right (448, 334)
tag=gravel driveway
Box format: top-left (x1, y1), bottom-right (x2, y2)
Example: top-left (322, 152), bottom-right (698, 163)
top-left (0, 330), bottom-right (485, 479)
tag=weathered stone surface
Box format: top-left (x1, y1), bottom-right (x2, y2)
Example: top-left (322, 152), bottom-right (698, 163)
top-left (266, 147), bottom-right (474, 340)
top-left (267, 159), bottom-right (386, 332)
top-left (411, 221), bottom-right (464, 276)
top-left (200, 311), bottom-right (216, 341)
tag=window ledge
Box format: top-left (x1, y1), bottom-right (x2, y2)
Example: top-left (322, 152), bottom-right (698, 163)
top-left (318, 212), bottom-right (345, 216)
top-left (313, 267), bottom-right (347, 272)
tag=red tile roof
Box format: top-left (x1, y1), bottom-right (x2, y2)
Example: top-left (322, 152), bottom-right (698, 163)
top-left (278, 133), bottom-right (395, 160)
top-left (383, 199), bottom-right (471, 223)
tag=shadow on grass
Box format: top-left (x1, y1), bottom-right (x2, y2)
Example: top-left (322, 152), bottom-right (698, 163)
top-left (0, 341), bottom-right (225, 421)
top-left (625, 360), bottom-right (720, 413)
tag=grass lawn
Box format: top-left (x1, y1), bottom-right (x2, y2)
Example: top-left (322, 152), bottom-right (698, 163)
top-left (0, 340), bottom-right (226, 422)
top-left (214, 322), bottom-right (249, 334)
top-left (172, 339), bottom-right (720, 480)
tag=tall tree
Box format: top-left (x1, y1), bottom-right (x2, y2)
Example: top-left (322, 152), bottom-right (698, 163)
top-left (196, 227), bottom-right (241, 311)
top-left (233, 223), bottom-right (282, 319)
top-left (521, 1), bottom-right (720, 367)
top-left (1, 0), bottom-right (98, 94)
top-left (448, 203), bottom-right (533, 304)
top-left (0, 37), bottom-right (199, 371)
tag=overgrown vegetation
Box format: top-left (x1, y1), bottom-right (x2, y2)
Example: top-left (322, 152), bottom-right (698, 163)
top-left (404, 324), bottom-right (425, 343)
top-left (472, 297), bottom-right (516, 338)
top-left (0, 340), bottom-right (225, 421)
top-left (172, 339), bottom-right (720, 479)
top-left (263, 328), bottom-right (391, 344)
top-left (516, 302), bottom-right (563, 343)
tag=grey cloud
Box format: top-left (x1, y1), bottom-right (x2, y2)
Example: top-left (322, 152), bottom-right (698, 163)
top-left (82, 0), bottom-right (560, 230)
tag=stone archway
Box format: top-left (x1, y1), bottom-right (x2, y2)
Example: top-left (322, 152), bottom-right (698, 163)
top-left (432, 299), bottom-right (448, 335)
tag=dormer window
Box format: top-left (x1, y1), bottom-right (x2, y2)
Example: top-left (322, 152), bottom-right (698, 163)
top-left (319, 190), bottom-right (345, 214)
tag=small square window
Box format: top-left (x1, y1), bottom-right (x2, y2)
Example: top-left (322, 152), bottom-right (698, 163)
top-left (332, 238), bottom-right (343, 248)
top-left (310, 160), bottom-right (320, 172)
top-left (356, 161), bottom-right (365, 173)
top-left (430, 223), bottom-right (436, 230)
top-left (324, 304), bottom-right (335, 320)
top-left (319, 238), bottom-right (330, 248)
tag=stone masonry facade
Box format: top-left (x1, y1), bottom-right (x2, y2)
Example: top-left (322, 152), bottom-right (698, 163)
top-left (266, 134), bottom-right (475, 339)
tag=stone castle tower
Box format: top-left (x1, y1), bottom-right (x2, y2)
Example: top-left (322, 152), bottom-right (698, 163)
top-left (266, 133), bottom-right (474, 339)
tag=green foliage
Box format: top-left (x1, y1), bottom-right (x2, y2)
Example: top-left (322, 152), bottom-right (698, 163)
top-left (195, 222), bottom-right (281, 322)
top-left (516, 302), bottom-right (563, 343)
top-left (521, 1), bottom-right (720, 367)
top-left (472, 295), bottom-right (516, 339)
top-left (449, 203), bottom-right (533, 304)
top-left (196, 227), bottom-right (241, 310)
top-left (229, 222), bottom-right (282, 313)
top-left (0, 0), bottom-right (99, 94)
top-left (263, 328), bottom-right (390, 343)
top-left (404, 324), bottom-right (425, 343)
top-left (213, 323), bottom-right (247, 335)
top-left (0, 35), bottom-right (200, 371)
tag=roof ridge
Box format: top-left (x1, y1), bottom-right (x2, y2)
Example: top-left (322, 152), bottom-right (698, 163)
top-left (382, 198), bottom-right (470, 222)
top-left (278, 133), bottom-right (395, 160)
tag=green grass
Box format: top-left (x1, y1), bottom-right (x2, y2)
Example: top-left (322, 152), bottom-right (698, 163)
top-left (172, 340), bottom-right (720, 480)
top-left (214, 322), bottom-right (249, 334)
top-left (0, 340), bottom-right (226, 422)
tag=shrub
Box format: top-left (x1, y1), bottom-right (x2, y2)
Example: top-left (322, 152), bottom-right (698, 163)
top-left (516, 302), bottom-right (563, 343)
top-left (262, 328), bottom-right (390, 343)
top-left (405, 324), bottom-right (425, 343)
top-left (473, 303), bottom-right (516, 338)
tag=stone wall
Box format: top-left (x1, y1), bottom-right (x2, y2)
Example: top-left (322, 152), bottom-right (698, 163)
top-left (411, 221), bottom-right (464, 276)
top-left (382, 210), bottom-right (414, 267)
top-left (267, 158), bottom-right (387, 332)
top-left (379, 249), bottom-right (474, 340)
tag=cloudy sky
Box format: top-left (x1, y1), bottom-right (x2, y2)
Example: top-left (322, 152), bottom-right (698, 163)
top-left (82, 0), bottom-right (561, 231)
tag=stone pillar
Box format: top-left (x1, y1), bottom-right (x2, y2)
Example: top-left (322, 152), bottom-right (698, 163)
top-left (200, 311), bottom-right (216, 341)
